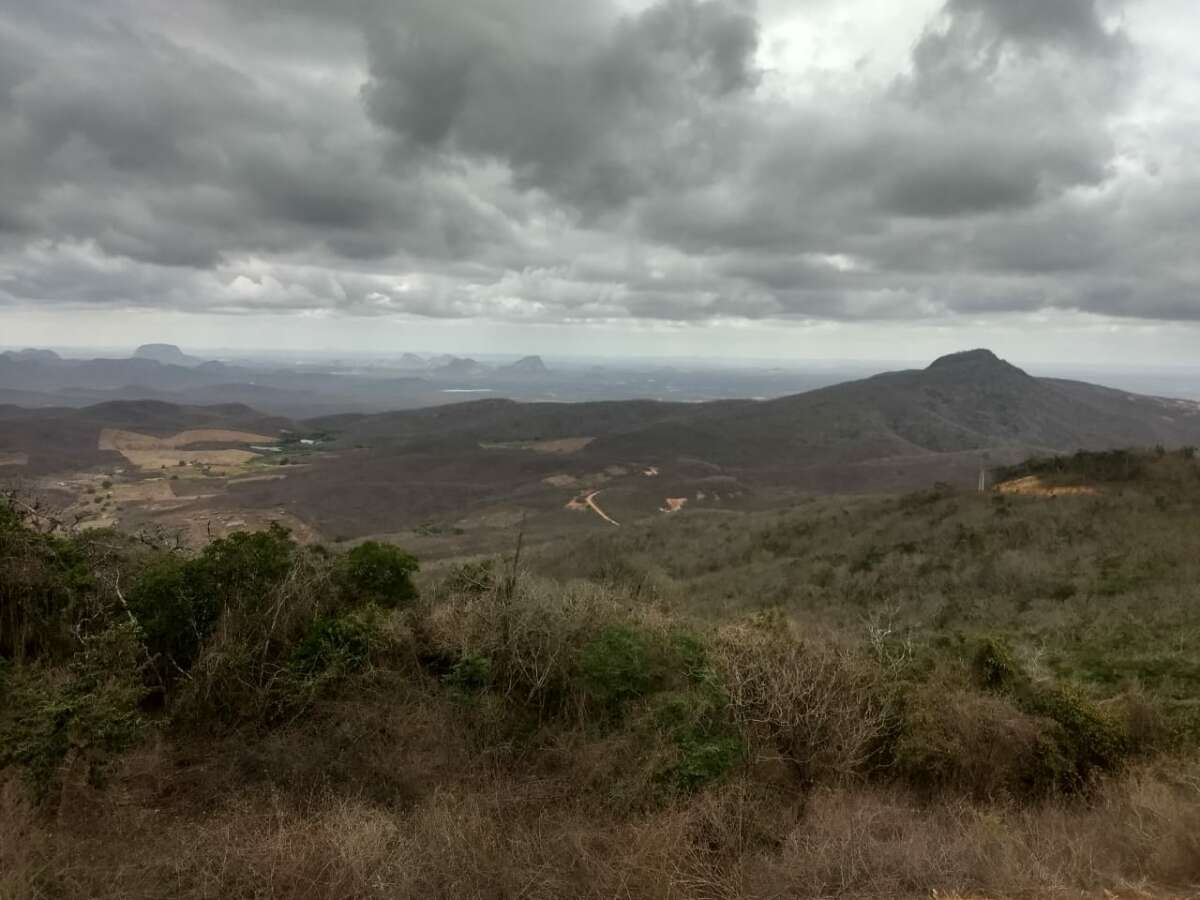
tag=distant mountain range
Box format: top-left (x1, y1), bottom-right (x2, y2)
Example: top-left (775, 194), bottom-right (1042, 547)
top-left (322, 349), bottom-right (1200, 466)
top-left (0, 345), bottom-right (562, 417)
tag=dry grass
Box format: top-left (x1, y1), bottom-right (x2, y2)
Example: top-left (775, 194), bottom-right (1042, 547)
top-left (5, 745), bottom-right (1199, 900)
top-left (996, 475), bottom-right (1100, 497)
top-left (116, 448), bottom-right (261, 471)
top-left (98, 428), bottom-right (277, 451)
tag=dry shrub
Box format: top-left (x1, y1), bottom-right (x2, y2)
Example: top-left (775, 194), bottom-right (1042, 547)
top-left (745, 761), bottom-right (1200, 898)
top-left (712, 619), bottom-right (887, 784)
top-left (0, 775), bottom-right (47, 900)
top-left (894, 682), bottom-right (1055, 799)
top-left (170, 545), bottom-right (349, 726)
top-left (6, 753), bottom-right (1200, 899)
top-left (420, 575), bottom-right (675, 720)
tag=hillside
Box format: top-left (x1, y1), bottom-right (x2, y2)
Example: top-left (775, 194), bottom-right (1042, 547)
top-left (3, 450), bottom-right (1200, 898)
top-left (7, 350), bottom-right (1200, 546)
top-left (585, 350), bottom-right (1200, 468)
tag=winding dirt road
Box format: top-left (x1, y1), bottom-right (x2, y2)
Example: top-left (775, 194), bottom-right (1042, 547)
top-left (583, 490), bottom-right (620, 526)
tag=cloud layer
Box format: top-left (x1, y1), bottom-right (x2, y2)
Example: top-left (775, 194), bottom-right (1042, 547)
top-left (0, 0), bottom-right (1196, 332)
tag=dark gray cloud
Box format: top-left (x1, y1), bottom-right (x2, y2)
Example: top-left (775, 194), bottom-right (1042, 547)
top-left (0, 0), bottom-right (1197, 332)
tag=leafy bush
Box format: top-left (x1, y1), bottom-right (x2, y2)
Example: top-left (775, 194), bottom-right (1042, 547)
top-left (290, 614), bottom-right (372, 677)
top-left (1023, 685), bottom-right (1130, 788)
top-left (126, 556), bottom-right (217, 676)
top-left (970, 636), bottom-right (1132, 790)
top-left (445, 653), bottom-right (493, 694)
top-left (0, 623), bottom-right (146, 798)
top-left (0, 499), bottom-right (100, 663)
top-left (337, 541), bottom-right (419, 607)
top-left (576, 625), bottom-right (657, 719)
top-left (972, 637), bottom-right (1023, 692)
top-left (192, 524), bottom-right (296, 614)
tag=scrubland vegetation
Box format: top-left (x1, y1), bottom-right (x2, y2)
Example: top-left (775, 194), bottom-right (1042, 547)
top-left (3, 449), bottom-right (1200, 898)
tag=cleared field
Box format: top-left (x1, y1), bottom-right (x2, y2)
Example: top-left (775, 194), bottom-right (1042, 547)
top-left (98, 428), bottom-right (277, 451)
top-left (117, 449), bottom-right (260, 471)
top-left (110, 479), bottom-right (178, 503)
top-left (481, 436), bottom-right (594, 453)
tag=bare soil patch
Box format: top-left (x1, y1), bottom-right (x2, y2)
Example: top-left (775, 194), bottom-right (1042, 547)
top-left (996, 475), bottom-right (1099, 497)
top-left (117, 449), bottom-right (260, 471)
top-left (0, 451), bottom-right (28, 466)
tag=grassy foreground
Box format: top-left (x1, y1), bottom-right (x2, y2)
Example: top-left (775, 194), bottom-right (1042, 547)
top-left (3, 450), bottom-right (1200, 898)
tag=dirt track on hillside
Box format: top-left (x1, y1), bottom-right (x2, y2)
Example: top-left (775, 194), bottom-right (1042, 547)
top-left (567, 489), bottom-right (620, 526)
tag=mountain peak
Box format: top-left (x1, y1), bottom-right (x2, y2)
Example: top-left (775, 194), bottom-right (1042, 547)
top-left (504, 355), bottom-right (549, 374)
top-left (927, 349), bottom-right (1009, 370)
top-left (134, 343), bottom-right (205, 367)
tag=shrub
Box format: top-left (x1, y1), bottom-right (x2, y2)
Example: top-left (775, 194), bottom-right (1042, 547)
top-left (972, 636), bottom-right (1024, 692)
top-left (0, 501), bottom-right (99, 663)
top-left (666, 729), bottom-right (744, 792)
top-left (970, 636), bottom-right (1133, 790)
top-left (192, 524), bottom-right (295, 614)
top-left (338, 541), bottom-right (419, 607)
top-left (290, 614), bottom-right (372, 677)
top-left (126, 556), bottom-right (218, 676)
top-left (652, 676), bottom-right (745, 792)
top-left (1024, 685), bottom-right (1130, 788)
top-left (445, 653), bottom-right (493, 694)
top-left (714, 619), bottom-right (888, 783)
top-left (893, 682), bottom-right (1059, 798)
top-left (0, 623), bottom-right (146, 798)
top-left (576, 625), bottom-right (657, 719)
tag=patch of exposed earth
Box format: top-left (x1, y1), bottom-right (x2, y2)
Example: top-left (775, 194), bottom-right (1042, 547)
top-left (996, 476), bottom-right (1099, 497)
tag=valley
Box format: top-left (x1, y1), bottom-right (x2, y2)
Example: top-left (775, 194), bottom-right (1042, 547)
top-left (3, 349), bottom-right (1198, 559)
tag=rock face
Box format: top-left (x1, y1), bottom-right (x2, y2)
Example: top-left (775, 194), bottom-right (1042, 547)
top-left (504, 355), bottom-right (549, 375)
top-left (133, 344), bottom-right (204, 367)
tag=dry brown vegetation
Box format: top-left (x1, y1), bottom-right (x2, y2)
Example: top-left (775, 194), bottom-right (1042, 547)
top-left (3, 704), bottom-right (1199, 899)
top-left (97, 428), bottom-right (277, 451)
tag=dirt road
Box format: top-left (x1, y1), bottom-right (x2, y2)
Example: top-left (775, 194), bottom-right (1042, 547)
top-left (583, 490), bottom-right (620, 526)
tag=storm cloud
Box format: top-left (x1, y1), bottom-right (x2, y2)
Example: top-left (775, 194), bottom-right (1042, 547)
top-left (0, 0), bottom-right (1197, 337)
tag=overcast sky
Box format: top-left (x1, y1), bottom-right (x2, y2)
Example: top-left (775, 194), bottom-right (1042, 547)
top-left (1, 0), bottom-right (1198, 362)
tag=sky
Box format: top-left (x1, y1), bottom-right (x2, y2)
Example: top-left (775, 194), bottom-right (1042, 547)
top-left (1, 0), bottom-right (1198, 363)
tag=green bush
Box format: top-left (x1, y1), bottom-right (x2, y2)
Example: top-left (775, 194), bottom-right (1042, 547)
top-left (0, 622), bottom-right (146, 798)
top-left (972, 637), bottom-right (1024, 692)
top-left (338, 541), bottom-right (419, 607)
top-left (0, 500), bottom-right (99, 663)
top-left (576, 625), bottom-right (657, 718)
top-left (667, 730), bottom-right (744, 791)
top-left (652, 678), bottom-right (744, 792)
top-left (1024, 685), bottom-right (1130, 787)
top-left (290, 614), bottom-right (372, 676)
top-left (126, 556), bottom-right (218, 676)
top-left (970, 636), bottom-right (1133, 790)
top-left (446, 653), bottom-right (493, 694)
top-left (192, 524), bottom-right (295, 613)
